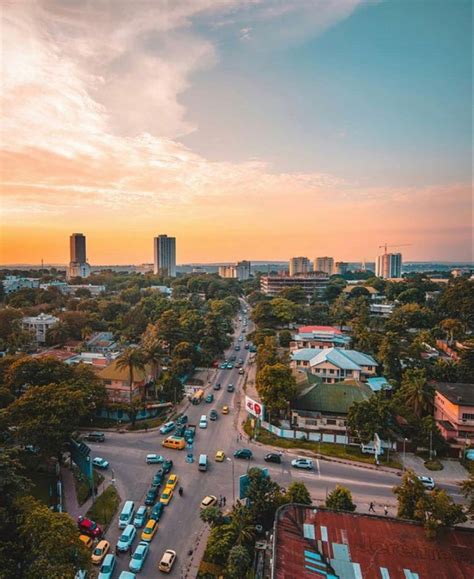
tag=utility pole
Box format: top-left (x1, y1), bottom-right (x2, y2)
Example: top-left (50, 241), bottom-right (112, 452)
top-left (429, 429), bottom-right (433, 460)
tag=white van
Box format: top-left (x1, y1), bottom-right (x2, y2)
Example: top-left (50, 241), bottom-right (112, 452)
top-left (198, 454), bottom-right (208, 472)
top-left (199, 415), bottom-right (208, 429)
top-left (118, 500), bottom-right (135, 529)
top-left (360, 443), bottom-right (384, 455)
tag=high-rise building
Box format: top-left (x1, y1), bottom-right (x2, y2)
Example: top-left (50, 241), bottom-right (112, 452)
top-left (289, 257), bottom-right (310, 276)
top-left (314, 256), bottom-right (334, 276)
top-left (335, 261), bottom-right (349, 275)
top-left (67, 233), bottom-right (90, 279)
top-left (153, 235), bottom-right (176, 277)
top-left (218, 261), bottom-right (252, 281)
top-left (376, 252), bottom-right (402, 279)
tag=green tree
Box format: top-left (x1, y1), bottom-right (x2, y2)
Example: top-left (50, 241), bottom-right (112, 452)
top-left (116, 347), bottom-right (146, 411)
top-left (459, 474), bottom-right (474, 518)
top-left (330, 294), bottom-right (349, 328)
top-left (252, 300), bottom-right (276, 327)
top-left (156, 310), bottom-right (184, 351)
top-left (256, 336), bottom-right (280, 370)
top-left (457, 340), bottom-right (474, 383)
top-left (226, 545), bottom-right (252, 579)
top-left (279, 329), bottom-right (292, 348)
top-left (325, 485), bottom-right (356, 511)
top-left (397, 288), bottom-right (425, 305)
top-left (415, 488), bottom-right (467, 539)
top-left (399, 369), bottom-right (433, 418)
top-left (393, 470), bottom-right (427, 520)
top-left (230, 503), bottom-right (256, 546)
top-left (378, 331), bottom-right (402, 383)
top-left (256, 363), bottom-right (296, 420)
top-left (439, 318), bottom-right (464, 345)
top-left (285, 481), bottom-right (312, 505)
top-left (200, 505), bottom-right (224, 527)
top-left (437, 279), bottom-right (474, 329)
top-left (46, 321), bottom-right (70, 346)
top-left (278, 286), bottom-right (307, 304)
top-left (204, 523), bottom-right (237, 565)
top-left (158, 371), bottom-right (183, 404)
top-left (347, 392), bottom-right (395, 444)
top-left (271, 298), bottom-right (299, 325)
top-left (246, 467), bottom-right (284, 528)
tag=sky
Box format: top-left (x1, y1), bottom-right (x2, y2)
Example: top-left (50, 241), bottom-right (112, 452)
top-left (0, 0), bottom-right (472, 265)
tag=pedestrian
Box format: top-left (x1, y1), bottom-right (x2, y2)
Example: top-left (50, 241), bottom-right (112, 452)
top-left (115, 546), bottom-right (120, 556)
top-left (384, 505), bottom-right (389, 516)
top-left (223, 496), bottom-right (226, 506)
top-left (240, 433), bottom-right (243, 441)
top-left (236, 434), bottom-right (239, 443)
top-left (368, 502), bottom-right (375, 513)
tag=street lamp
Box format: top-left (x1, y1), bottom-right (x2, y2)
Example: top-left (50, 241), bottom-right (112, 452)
top-left (226, 458), bottom-right (235, 504)
top-left (403, 438), bottom-right (408, 469)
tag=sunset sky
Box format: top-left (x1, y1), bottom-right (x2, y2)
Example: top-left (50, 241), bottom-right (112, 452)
top-left (1, 0), bottom-right (472, 265)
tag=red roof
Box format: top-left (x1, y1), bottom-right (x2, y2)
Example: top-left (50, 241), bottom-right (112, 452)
top-left (274, 505), bottom-right (474, 579)
top-left (298, 325), bottom-right (343, 335)
top-left (33, 350), bottom-right (75, 361)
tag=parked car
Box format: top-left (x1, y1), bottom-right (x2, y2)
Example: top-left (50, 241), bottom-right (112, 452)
top-left (234, 448), bottom-right (252, 460)
top-left (166, 474), bottom-right (179, 491)
top-left (118, 572), bottom-right (136, 579)
top-left (200, 495), bottom-right (218, 509)
top-left (226, 363), bottom-right (234, 369)
top-left (91, 540), bottom-right (110, 565)
top-left (146, 454), bottom-right (164, 464)
top-left (116, 524), bottom-right (137, 552)
top-left (159, 422), bottom-right (176, 435)
top-left (418, 475), bottom-right (435, 490)
top-left (160, 487), bottom-right (174, 506)
top-left (144, 487), bottom-right (158, 506)
top-left (79, 535), bottom-right (93, 550)
top-left (209, 409), bottom-right (218, 421)
top-left (238, 368), bottom-right (245, 375)
top-left (129, 541), bottom-right (149, 573)
top-left (151, 472), bottom-right (164, 489)
top-left (158, 549), bottom-right (177, 573)
top-left (219, 362), bottom-right (227, 369)
top-left (98, 554), bottom-right (116, 579)
top-left (227, 384), bottom-right (235, 392)
top-left (92, 457), bottom-right (109, 469)
top-left (213, 383), bottom-right (221, 391)
top-left (215, 450), bottom-right (225, 462)
top-left (291, 458), bottom-right (313, 470)
top-left (84, 432), bottom-right (105, 443)
top-left (244, 343), bottom-right (250, 349)
top-left (176, 414), bottom-right (188, 425)
top-left (205, 393), bottom-right (214, 403)
top-left (162, 459), bottom-right (173, 474)
top-left (141, 519), bottom-right (158, 542)
top-left (222, 405), bottom-right (229, 414)
top-left (264, 452), bottom-right (282, 464)
top-left (77, 516), bottom-right (103, 539)
top-left (150, 502), bottom-right (164, 522)
top-left (175, 425), bottom-right (186, 437)
top-left (238, 336), bottom-right (243, 341)
top-left (234, 345), bottom-right (240, 351)
top-left (133, 506), bottom-right (148, 528)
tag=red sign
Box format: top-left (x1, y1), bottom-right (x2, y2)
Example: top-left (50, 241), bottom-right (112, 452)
top-left (245, 396), bottom-right (264, 417)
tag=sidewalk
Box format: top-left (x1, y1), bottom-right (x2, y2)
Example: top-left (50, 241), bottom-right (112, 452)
top-left (402, 454), bottom-right (468, 482)
top-left (61, 466), bottom-right (93, 519)
top-left (180, 523), bottom-right (210, 578)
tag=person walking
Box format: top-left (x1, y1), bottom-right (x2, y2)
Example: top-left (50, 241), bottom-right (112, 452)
top-left (223, 496), bottom-right (226, 506)
top-left (368, 502), bottom-right (375, 513)
top-left (384, 505), bottom-right (389, 516)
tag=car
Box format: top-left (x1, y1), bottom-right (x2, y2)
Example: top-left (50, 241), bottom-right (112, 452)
top-left (151, 472), bottom-right (164, 489)
top-left (230, 355), bottom-right (236, 361)
top-left (234, 448), bottom-right (252, 460)
top-left (200, 495), bottom-right (218, 509)
top-left (264, 452), bottom-right (282, 464)
top-left (234, 345), bottom-right (240, 351)
top-left (238, 336), bottom-right (243, 341)
top-left (209, 409), bottom-right (218, 421)
top-left (145, 487), bottom-right (158, 506)
top-left (150, 502), bottom-right (164, 522)
top-left (465, 449), bottom-right (474, 461)
top-left (166, 474), bottom-right (179, 490)
top-left (238, 368), bottom-right (244, 375)
top-left (160, 487), bottom-right (174, 506)
top-left (146, 454), bottom-right (164, 464)
top-left (118, 573), bottom-right (136, 579)
top-left (84, 432), bottom-right (105, 443)
top-left (77, 516), bottom-right (103, 539)
top-left (222, 405), bottom-right (229, 414)
top-left (244, 344), bottom-right (249, 349)
top-left (162, 459), bottom-right (173, 474)
top-left (129, 541), bottom-right (149, 573)
top-left (98, 554), bottom-right (116, 579)
top-left (176, 414), bottom-right (188, 425)
top-left (79, 534), bottom-right (94, 549)
top-left (159, 422), bottom-right (176, 435)
top-left (133, 506), bottom-right (148, 528)
top-left (91, 540), bottom-right (110, 565)
top-left (175, 425), bottom-right (186, 437)
top-left (418, 476), bottom-right (435, 490)
top-left (92, 457), bottom-right (109, 469)
top-left (213, 383), bottom-right (221, 391)
top-left (141, 519), bottom-right (158, 542)
top-left (158, 549), bottom-right (177, 573)
top-left (220, 363), bottom-right (227, 369)
top-left (226, 363), bottom-right (234, 369)
top-left (227, 384), bottom-right (235, 392)
top-left (205, 393), bottom-right (214, 403)
top-left (291, 458), bottom-right (313, 470)
top-left (215, 450), bottom-right (225, 462)
top-left (117, 524), bottom-right (137, 552)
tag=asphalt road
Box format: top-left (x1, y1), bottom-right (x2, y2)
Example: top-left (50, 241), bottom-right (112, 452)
top-left (86, 302), bottom-right (464, 578)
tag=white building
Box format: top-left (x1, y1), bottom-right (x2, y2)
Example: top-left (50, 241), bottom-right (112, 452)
top-left (3, 276), bottom-right (40, 294)
top-left (369, 303), bottom-right (395, 317)
top-left (218, 261), bottom-right (251, 281)
top-left (289, 257), bottom-right (311, 276)
top-left (314, 257), bottom-right (334, 276)
top-left (376, 252), bottom-right (402, 279)
top-left (22, 313), bottom-right (59, 343)
top-left (153, 234), bottom-right (176, 277)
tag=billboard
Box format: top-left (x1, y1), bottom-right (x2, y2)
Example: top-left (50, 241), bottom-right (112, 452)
top-left (245, 395), bottom-right (264, 418)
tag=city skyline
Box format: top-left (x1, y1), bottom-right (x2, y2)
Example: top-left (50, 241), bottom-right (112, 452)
top-left (1, 1), bottom-right (472, 265)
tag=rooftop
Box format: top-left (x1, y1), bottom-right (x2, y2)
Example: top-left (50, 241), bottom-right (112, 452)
top-left (97, 359), bottom-right (151, 383)
top-left (434, 382), bottom-right (474, 407)
top-left (273, 504), bottom-right (474, 579)
top-left (298, 326), bottom-right (343, 335)
top-left (291, 348), bottom-right (378, 371)
top-left (293, 378), bottom-right (373, 415)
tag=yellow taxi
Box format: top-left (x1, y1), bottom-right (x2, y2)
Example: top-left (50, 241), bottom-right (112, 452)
top-left (215, 450), bottom-right (225, 462)
top-left (222, 405), bottom-right (229, 414)
top-left (79, 534), bottom-right (93, 549)
top-left (165, 474), bottom-right (179, 490)
top-left (91, 540), bottom-right (110, 565)
top-left (160, 486), bottom-right (174, 506)
top-left (141, 519), bottom-right (158, 542)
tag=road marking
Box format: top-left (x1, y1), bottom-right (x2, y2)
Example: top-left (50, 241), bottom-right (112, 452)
top-left (316, 459), bottom-right (321, 478)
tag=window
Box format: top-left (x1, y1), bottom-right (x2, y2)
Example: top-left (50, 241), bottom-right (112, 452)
top-left (326, 419), bottom-right (337, 425)
top-left (329, 369), bottom-right (334, 374)
top-left (462, 413), bottom-right (474, 421)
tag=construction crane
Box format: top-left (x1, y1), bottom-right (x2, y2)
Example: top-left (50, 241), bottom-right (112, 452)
top-left (378, 243), bottom-right (412, 254)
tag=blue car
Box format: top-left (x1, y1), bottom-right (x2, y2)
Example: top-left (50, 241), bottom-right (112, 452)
top-left (118, 573), bottom-right (136, 579)
top-left (150, 502), bottom-right (164, 522)
top-left (144, 487), bottom-right (157, 506)
top-left (98, 554), bottom-right (116, 579)
top-left (117, 524), bottom-right (136, 552)
top-left (159, 421), bottom-right (175, 435)
top-left (133, 506), bottom-right (148, 528)
top-left (129, 541), bottom-right (149, 573)
top-left (220, 363), bottom-right (227, 369)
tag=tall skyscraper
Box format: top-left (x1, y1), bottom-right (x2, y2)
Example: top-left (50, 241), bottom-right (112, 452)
top-left (314, 256), bottom-right (334, 276)
top-left (289, 257), bottom-right (310, 276)
top-left (154, 235), bottom-right (176, 277)
top-left (67, 233), bottom-right (90, 279)
top-left (376, 252), bottom-right (402, 279)
top-left (335, 261), bottom-right (349, 275)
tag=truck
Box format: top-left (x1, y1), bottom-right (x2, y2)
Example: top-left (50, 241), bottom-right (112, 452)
top-left (191, 389), bottom-right (204, 405)
top-left (185, 424), bottom-right (196, 444)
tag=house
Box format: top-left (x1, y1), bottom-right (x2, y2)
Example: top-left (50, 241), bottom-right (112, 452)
top-left (65, 351), bottom-right (118, 368)
top-left (3, 276), bottom-right (40, 294)
top-left (85, 332), bottom-right (117, 354)
top-left (369, 303), bottom-right (395, 317)
top-left (366, 376), bottom-right (392, 392)
top-left (290, 347), bottom-right (378, 383)
top-left (97, 360), bottom-right (153, 403)
top-left (290, 325), bottom-right (351, 351)
top-left (22, 313), bottom-right (59, 343)
top-left (434, 382), bottom-right (474, 446)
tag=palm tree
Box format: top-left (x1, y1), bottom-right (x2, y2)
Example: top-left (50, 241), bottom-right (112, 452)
top-left (401, 369), bottom-right (433, 418)
top-left (440, 318), bottom-right (463, 345)
top-left (230, 504), bottom-right (256, 546)
top-left (143, 339), bottom-right (165, 400)
top-left (116, 347), bottom-right (146, 411)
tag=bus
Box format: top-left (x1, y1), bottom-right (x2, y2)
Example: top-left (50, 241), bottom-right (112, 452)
top-left (192, 389), bottom-right (204, 405)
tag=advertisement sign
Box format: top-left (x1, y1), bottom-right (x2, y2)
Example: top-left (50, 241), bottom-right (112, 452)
top-left (245, 395), bottom-right (264, 418)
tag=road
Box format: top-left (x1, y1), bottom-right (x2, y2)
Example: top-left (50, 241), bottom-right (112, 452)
top-left (86, 301), bottom-right (463, 578)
